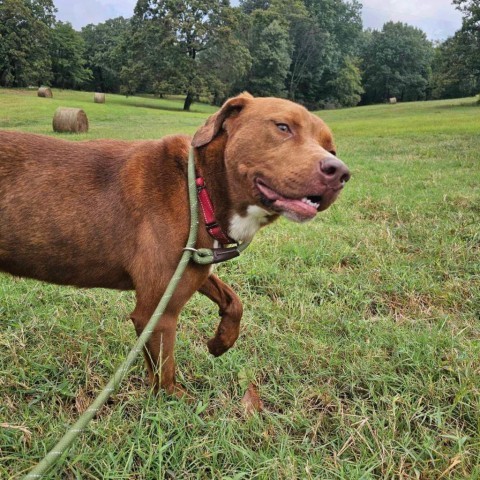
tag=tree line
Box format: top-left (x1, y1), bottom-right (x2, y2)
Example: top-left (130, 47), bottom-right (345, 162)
top-left (1, 0), bottom-right (479, 111)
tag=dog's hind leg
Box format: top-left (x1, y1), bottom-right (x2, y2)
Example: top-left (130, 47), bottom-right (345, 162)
top-left (199, 274), bottom-right (244, 357)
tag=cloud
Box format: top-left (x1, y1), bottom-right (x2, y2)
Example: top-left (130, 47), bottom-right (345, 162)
top-left (55, 0), bottom-right (136, 29)
top-left (55, 0), bottom-right (463, 40)
top-left (362, 0), bottom-right (463, 40)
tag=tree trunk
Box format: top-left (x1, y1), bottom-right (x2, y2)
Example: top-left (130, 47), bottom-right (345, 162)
top-left (183, 91), bottom-right (194, 111)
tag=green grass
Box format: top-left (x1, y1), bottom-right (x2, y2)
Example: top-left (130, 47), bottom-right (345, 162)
top-left (1, 88), bottom-right (479, 479)
top-left (0, 88), bottom-right (216, 139)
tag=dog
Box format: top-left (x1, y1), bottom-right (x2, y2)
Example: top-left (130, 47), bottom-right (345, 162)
top-left (0, 93), bottom-right (350, 396)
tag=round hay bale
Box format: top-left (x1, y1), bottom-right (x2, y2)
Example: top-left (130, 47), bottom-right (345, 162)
top-left (38, 87), bottom-right (53, 98)
top-left (94, 92), bottom-right (106, 104)
top-left (52, 107), bottom-right (89, 133)
top-left (389, 97), bottom-right (397, 104)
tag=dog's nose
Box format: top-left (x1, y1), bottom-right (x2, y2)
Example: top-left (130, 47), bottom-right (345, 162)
top-left (319, 156), bottom-right (350, 187)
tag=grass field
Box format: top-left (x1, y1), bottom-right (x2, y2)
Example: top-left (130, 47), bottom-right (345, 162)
top-left (1, 88), bottom-right (479, 479)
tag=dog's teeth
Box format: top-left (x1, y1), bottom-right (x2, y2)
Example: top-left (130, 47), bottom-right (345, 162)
top-left (302, 197), bottom-right (320, 208)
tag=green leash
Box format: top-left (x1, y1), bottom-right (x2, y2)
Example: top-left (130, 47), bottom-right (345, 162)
top-left (23, 147), bottom-right (249, 479)
top-left (189, 239), bottom-right (251, 265)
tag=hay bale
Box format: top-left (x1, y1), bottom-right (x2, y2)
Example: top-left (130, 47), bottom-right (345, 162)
top-left (52, 107), bottom-right (89, 133)
top-left (389, 97), bottom-right (397, 104)
top-left (37, 87), bottom-right (53, 98)
top-left (94, 92), bottom-right (106, 104)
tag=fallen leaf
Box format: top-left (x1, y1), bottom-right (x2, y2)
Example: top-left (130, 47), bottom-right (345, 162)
top-left (241, 383), bottom-right (263, 415)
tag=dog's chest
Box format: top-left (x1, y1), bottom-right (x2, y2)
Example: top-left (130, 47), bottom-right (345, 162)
top-left (228, 206), bottom-right (273, 242)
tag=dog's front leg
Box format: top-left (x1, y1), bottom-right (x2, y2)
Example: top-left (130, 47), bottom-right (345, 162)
top-left (199, 274), bottom-right (244, 356)
top-left (129, 284), bottom-right (189, 396)
top-left (130, 298), bottom-right (182, 396)
top-left (130, 264), bottom-right (209, 396)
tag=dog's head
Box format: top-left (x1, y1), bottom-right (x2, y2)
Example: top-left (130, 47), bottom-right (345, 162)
top-left (192, 93), bottom-right (350, 235)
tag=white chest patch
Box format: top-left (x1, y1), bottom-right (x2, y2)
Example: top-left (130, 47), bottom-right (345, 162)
top-left (229, 206), bottom-right (272, 243)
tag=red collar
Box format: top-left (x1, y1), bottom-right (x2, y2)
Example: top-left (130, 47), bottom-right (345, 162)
top-left (196, 176), bottom-right (235, 245)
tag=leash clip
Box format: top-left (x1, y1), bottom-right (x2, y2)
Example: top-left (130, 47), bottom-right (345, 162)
top-left (211, 246), bottom-right (240, 264)
top-left (184, 246), bottom-right (240, 264)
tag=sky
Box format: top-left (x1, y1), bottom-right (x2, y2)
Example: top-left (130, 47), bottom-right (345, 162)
top-left (55, 0), bottom-right (463, 41)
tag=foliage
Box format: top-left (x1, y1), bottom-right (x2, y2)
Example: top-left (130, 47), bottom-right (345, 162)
top-left (453, 0), bottom-right (480, 29)
top-left (430, 0), bottom-right (479, 100)
top-left (241, 12), bottom-right (292, 97)
top-left (198, 7), bottom-right (252, 105)
top-left (431, 32), bottom-right (479, 99)
top-left (450, 0), bottom-right (480, 95)
top-left (303, 0), bottom-right (363, 62)
top-left (326, 56), bottom-right (364, 107)
top-left (1, 0), bottom-right (479, 108)
top-left (117, 15), bottom-right (170, 97)
top-left (237, 0), bottom-right (363, 108)
top-left (81, 18), bottom-right (130, 93)
top-left (286, 13), bottom-right (328, 102)
top-left (361, 22), bottom-right (434, 104)
top-left (129, 0), bottom-right (231, 110)
top-left (103, 0), bottom-right (366, 108)
top-left (0, 0), bottom-right (55, 87)
top-left (50, 21), bottom-right (91, 89)
top-left (298, 0), bottom-right (363, 107)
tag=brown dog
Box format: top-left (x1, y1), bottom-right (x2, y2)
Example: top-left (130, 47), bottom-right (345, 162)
top-left (0, 93), bottom-right (349, 396)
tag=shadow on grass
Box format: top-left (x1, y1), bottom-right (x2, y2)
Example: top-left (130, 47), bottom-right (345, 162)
top-left (115, 96), bottom-right (211, 114)
top-left (116, 99), bottom-right (183, 112)
top-left (436, 99), bottom-right (479, 109)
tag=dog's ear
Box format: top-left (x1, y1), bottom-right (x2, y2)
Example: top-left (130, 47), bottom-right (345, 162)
top-left (191, 92), bottom-right (253, 148)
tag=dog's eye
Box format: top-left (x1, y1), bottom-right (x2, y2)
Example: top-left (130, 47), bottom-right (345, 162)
top-left (276, 123), bottom-right (291, 134)
top-left (329, 150), bottom-right (337, 156)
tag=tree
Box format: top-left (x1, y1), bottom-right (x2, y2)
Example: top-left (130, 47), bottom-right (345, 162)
top-left (239, 0), bottom-right (271, 13)
top-left (451, 0), bottom-right (480, 95)
top-left (298, 0), bottom-right (363, 107)
top-left (198, 7), bottom-right (252, 105)
top-left (118, 12), bottom-right (173, 96)
top-left (235, 0), bottom-right (364, 107)
top-left (0, 0), bottom-right (56, 87)
top-left (242, 12), bottom-right (292, 97)
top-left (453, 0), bottom-right (480, 29)
top-left (28, 0), bottom-right (56, 26)
top-left (361, 22), bottom-right (434, 104)
top-left (326, 56), bottom-right (364, 107)
top-left (50, 21), bottom-right (91, 89)
top-left (81, 17), bottom-right (130, 93)
top-left (286, 13), bottom-right (328, 102)
top-left (131, 0), bottom-right (231, 110)
top-left (304, 0), bottom-right (363, 59)
top-left (431, 33), bottom-right (479, 99)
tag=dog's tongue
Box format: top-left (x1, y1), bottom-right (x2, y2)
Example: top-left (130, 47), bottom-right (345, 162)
top-left (273, 198), bottom-right (317, 220)
top-left (256, 181), bottom-right (317, 221)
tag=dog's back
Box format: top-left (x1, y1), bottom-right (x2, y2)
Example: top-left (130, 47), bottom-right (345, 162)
top-left (0, 131), bottom-right (188, 289)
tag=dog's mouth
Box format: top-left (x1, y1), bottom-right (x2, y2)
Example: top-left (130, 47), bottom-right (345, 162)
top-left (255, 178), bottom-right (331, 222)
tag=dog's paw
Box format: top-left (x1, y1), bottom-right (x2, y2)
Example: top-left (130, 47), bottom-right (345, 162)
top-left (207, 337), bottom-right (231, 357)
top-left (164, 383), bottom-right (194, 402)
